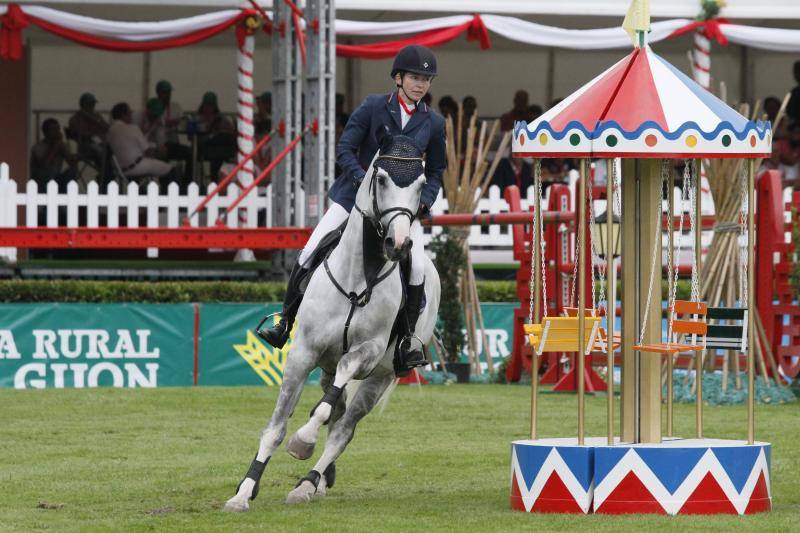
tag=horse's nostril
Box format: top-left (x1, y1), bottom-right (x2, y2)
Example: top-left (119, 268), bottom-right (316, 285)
top-left (384, 237), bottom-right (394, 249)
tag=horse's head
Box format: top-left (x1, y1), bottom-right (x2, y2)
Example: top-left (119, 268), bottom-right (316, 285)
top-left (355, 128), bottom-right (426, 262)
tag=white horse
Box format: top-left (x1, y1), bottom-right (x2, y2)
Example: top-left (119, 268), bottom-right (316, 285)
top-left (225, 133), bottom-right (441, 511)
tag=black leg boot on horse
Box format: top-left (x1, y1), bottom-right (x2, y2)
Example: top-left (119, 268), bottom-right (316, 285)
top-left (394, 281), bottom-right (428, 376)
top-left (257, 262), bottom-right (306, 348)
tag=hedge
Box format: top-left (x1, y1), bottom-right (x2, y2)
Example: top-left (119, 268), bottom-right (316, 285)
top-left (0, 279), bottom-right (692, 304)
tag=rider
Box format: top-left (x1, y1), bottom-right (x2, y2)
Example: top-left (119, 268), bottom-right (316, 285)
top-left (259, 44), bottom-right (446, 374)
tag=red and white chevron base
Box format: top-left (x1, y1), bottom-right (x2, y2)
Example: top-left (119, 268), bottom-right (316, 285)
top-left (511, 438), bottom-right (771, 515)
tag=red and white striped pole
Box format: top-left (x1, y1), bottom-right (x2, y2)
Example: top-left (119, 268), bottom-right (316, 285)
top-left (692, 29), bottom-right (711, 90)
top-left (237, 32), bottom-right (256, 189)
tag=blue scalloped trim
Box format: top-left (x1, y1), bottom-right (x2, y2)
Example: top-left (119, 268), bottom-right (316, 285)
top-left (513, 119), bottom-right (772, 142)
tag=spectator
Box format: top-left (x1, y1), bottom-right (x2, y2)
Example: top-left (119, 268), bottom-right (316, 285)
top-left (786, 61), bottom-right (800, 125)
top-left (462, 95), bottom-right (477, 122)
top-left (30, 118), bottom-right (77, 190)
top-left (491, 145), bottom-right (533, 193)
top-left (438, 95), bottom-right (457, 121)
top-left (773, 121), bottom-right (800, 182)
top-left (527, 104), bottom-right (543, 122)
top-left (335, 92), bottom-right (349, 130)
top-left (136, 98), bottom-right (167, 150)
top-left (106, 102), bottom-right (175, 185)
top-left (500, 90), bottom-right (529, 131)
top-left (155, 80), bottom-right (192, 175)
top-left (255, 91), bottom-right (272, 135)
top-left (763, 95), bottom-right (786, 139)
top-left (67, 92), bottom-right (109, 169)
top-left (194, 91), bottom-right (236, 177)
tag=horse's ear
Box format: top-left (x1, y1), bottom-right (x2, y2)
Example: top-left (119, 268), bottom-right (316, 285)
top-left (375, 125), bottom-right (393, 153)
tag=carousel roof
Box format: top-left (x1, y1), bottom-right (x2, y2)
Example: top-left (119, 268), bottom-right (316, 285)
top-left (512, 46), bottom-right (771, 159)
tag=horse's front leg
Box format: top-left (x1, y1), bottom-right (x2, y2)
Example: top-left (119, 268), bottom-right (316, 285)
top-left (223, 344), bottom-right (317, 512)
top-left (286, 339), bottom-right (385, 503)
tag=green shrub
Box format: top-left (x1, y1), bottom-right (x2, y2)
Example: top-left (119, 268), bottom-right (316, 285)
top-left (429, 230), bottom-right (466, 362)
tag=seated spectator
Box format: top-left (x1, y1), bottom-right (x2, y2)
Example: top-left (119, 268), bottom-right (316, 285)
top-left (490, 146), bottom-right (533, 193)
top-left (30, 118), bottom-right (77, 191)
top-left (763, 95), bottom-right (786, 140)
top-left (773, 121), bottom-right (800, 183)
top-left (500, 90), bottom-right (530, 131)
top-left (67, 92), bottom-right (109, 169)
top-left (194, 91), bottom-right (236, 177)
top-left (335, 92), bottom-right (349, 131)
top-left (106, 102), bottom-right (176, 185)
top-left (155, 80), bottom-right (192, 174)
top-left (461, 95), bottom-right (478, 151)
top-left (136, 98), bottom-right (167, 150)
top-left (527, 104), bottom-right (543, 123)
top-left (438, 95), bottom-right (458, 121)
top-left (255, 91), bottom-right (272, 134)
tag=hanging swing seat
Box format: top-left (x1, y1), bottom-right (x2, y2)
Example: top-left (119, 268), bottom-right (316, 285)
top-left (524, 316), bottom-right (602, 356)
top-left (562, 307), bottom-right (622, 352)
top-left (633, 300), bottom-right (708, 354)
top-left (705, 307), bottom-right (747, 352)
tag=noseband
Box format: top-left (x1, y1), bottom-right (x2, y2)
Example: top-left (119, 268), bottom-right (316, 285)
top-left (353, 154), bottom-right (423, 239)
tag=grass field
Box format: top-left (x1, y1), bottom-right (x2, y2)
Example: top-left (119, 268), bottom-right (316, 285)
top-left (1, 385), bottom-right (798, 532)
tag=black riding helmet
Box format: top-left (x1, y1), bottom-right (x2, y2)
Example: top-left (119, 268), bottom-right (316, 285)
top-left (390, 45), bottom-right (438, 79)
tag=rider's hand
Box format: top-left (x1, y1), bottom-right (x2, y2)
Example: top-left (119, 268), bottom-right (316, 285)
top-left (417, 202), bottom-right (431, 220)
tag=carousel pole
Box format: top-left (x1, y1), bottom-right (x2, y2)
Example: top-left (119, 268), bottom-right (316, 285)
top-left (606, 159), bottom-right (615, 446)
top-left (747, 159), bottom-right (756, 444)
top-left (694, 159), bottom-right (704, 439)
top-left (531, 159), bottom-right (542, 440)
top-left (667, 161), bottom-right (675, 438)
top-left (578, 159), bottom-right (587, 445)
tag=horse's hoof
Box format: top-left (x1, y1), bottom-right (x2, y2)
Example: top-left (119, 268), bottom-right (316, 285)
top-left (286, 433), bottom-right (315, 460)
top-left (223, 497), bottom-right (249, 512)
top-left (314, 476), bottom-right (329, 499)
top-left (286, 480), bottom-right (316, 504)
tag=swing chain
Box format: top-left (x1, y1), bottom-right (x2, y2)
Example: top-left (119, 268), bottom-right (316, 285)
top-left (638, 159), bottom-right (668, 344)
top-left (528, 160), bottom-right (540, 323)
top-left (539, 160), bottom-right (548, 317)
top-left (688, 160), bottom-right (700, 302)
top-left (739, 161), bottom-right (748, 303)
top-left (588, 164), bottom-right (606, 316)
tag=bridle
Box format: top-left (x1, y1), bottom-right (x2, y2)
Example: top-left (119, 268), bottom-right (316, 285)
top-left (352, 154), bottom-right (424, 240)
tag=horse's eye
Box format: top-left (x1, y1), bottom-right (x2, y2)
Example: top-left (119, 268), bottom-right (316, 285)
top-left (377, 174), bottom-right (387, 187)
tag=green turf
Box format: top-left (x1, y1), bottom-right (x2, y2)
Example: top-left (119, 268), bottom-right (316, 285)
top-left (1, 385), bottom-right (797, 531)
top-left (15, 259), bottom-right (273, 270)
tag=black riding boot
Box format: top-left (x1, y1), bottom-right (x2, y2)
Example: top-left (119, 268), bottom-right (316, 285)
top-left (257, 262), bottom-right (308, 348)
top-left (395, 282), bottom-right (428, 375)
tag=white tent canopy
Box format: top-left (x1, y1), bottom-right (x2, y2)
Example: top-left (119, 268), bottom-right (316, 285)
top-left (13, 0), bottom-right (800, 20)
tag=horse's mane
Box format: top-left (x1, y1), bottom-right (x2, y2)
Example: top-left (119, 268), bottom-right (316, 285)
top-left (374, 135), bottom-right (423, 187)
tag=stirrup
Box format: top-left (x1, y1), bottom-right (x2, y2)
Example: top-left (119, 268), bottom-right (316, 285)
top-left (399, 334), bottom-right (428, 366)
top-left (254, 312), bottom-right (283, 342)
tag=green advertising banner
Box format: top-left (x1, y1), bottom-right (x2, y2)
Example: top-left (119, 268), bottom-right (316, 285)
top-left (198, 303), bottom-right (518, 386)
top-left (198, 303), bottom-right (287, 387)
top-left (0, 302), bottom-right (519, 389)
top-left (0, 304), bottom-right (195, 389)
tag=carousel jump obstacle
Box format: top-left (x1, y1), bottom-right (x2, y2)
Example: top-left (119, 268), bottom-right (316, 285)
top-left (507, 1), bottom-right (772, 515)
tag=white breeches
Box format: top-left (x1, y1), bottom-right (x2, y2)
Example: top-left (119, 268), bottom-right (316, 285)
top-left (299, 203), bottom-right (426, 286)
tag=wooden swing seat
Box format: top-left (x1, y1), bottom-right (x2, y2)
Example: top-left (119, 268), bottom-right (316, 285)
top-left (562, 307), bottom-right (621, 352)
top-left (524, 316), bottom-right (602, 356)
top-left (633, 300), bottom-right (708, 355)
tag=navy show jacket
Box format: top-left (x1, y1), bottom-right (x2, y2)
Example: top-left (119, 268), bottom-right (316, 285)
top-left (328, 91), bottom-right (447, 212)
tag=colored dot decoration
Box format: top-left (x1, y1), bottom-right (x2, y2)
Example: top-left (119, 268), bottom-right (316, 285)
top-left (645, 134), bottom-right (658, 147)
top-left (569, 133), bottom-right (580, 146)
top-left (519, 134), bottom-right (525, 146)
top-left (749, 135), bottom-right (757, 147)
top-left (605, 135), bottom-right (618, 147)
top-left (686, 135), bottom-right (698, 148)
top-left (721, 134), bottom-right (731, 147)
top-left (539, 133), bottom-right (548, 145)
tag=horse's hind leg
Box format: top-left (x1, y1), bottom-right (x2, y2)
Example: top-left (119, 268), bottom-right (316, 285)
top-left (287, 371), bottom-right (394, 504)
top-left (224, 347), bottom-right (316, 512)
top-left (286, 369), bottom-right (346, 461)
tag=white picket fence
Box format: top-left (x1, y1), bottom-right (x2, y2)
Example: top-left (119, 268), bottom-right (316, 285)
top-left (0, 162), bottom-right (542, 263)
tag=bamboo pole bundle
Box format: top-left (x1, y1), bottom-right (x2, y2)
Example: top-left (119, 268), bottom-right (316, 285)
top-left (441, 105), bottom-right (510, 376)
